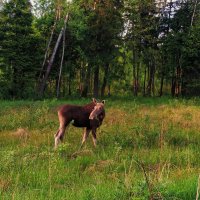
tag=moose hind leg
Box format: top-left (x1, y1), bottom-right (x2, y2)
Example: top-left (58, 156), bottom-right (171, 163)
top-left (54, 124), bottom-right (68, 149)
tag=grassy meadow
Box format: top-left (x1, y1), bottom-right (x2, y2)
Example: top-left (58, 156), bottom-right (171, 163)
top-left (0, 97), bottom-right (200, 200)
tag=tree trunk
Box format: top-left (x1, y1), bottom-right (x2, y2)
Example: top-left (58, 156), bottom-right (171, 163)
top-left (93, 66), bottom-right (99, 98)
top-left (175, 66), bottom-right (182, 97)
top-left (159, 73), bottom-right (164, 97)
top-left (171, 76), bottom-right (176, 97)
top-left (38, 13), bottom-right (58, 83)
top-left (190, 0), bottom-right (198, 27)
top-left (133, 45), bottom-right (140, 96)
top-left (57, 14), bottom-right (69, 99)
top-left (136, 59), bottom-right (140, 95)
top-left (143, 66), bottom-right (147, 96)
top-left (79, 69), bottom-right (83, 96)
top-left (152, 66), bottom-right (155, 96)
top-left (133, 48), bottom-right (137, 96)
top-left (146, 60), bottom-right (155, 97)
top-left (101, 63), bottom-right (109, 97)
top-left (62, 75), bottom-right (66, 97)
top-left (81, 65), bottom-right (91, 97)
top-left (68, 78), bottom-right (71, 96)
top-left (147, 64), bottom-right (152, 96)
top-left (173, 54), bottom-right (182, 97)
top-left (108, 85), bottom-right (111, 96)
top-left (39, 28), bottom-right (64, 97)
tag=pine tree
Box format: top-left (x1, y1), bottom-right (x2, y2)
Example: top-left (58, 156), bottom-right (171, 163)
top-left (0, 0), bottom-right (41, 98)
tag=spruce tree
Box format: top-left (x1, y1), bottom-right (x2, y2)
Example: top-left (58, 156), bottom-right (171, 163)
top-left (0, 0), bottom-right (40, 98)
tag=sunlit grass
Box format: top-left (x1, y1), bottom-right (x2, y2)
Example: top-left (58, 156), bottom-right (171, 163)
top-left (0, 97), bottom-right (199, 199)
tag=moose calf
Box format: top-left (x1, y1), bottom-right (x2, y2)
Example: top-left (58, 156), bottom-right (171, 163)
top-left (54, 98), bottom-right (105, 149)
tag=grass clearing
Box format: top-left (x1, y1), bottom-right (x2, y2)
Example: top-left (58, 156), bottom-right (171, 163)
top-left (0, 97), bottom-right (200, 199)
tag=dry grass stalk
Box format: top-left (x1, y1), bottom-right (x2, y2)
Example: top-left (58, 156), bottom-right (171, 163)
top-left (196, 174), bottom-right (200, 200)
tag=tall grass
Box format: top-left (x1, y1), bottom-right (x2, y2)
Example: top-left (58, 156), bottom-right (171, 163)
top-left (0, 97), bottom-right (199, 199)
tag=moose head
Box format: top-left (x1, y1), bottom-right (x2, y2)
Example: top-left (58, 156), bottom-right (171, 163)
top-left (89, 100), bottom-right (105, 120)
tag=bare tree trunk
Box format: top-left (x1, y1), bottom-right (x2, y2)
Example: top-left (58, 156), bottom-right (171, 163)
top-left (174, 54), bottom-right (182, 97)
top-left (152, 63), bottom-right (155, 96)
top-left (68, 72), bottom-right (72, 96)
top-left (190, 0), bottom-right (198, 27)
top-left (171, 76), bottom-right (176, 97)
top-left (39, 28), bottom-right (64, 97)
top-left (159, 73), bottom-right (164, 97)
top-left (152, 74), bottom-right (155, 96)
top-left (57, 14), bottom-right (69, 98)
top-left (143, 66), bottom-right (147, 96)
top-left (175, 66), bottom-right (182, 97)
top-left (146, 60), bottom-right (155, 97)
top-left (136, 59), bottom-right (140, 95)
top-left (147, 63), bottom-right (151, 96)
top-left (62, 75), bottom-right (66, 97)
top-left (133, 48), bottom-right (137, 96)
top-left (101, 63), bottom-right (109, 97)
top-left (93, 66), bottom-right (99, 98)
top-left (108, 85), bottom-right (111, 96)
top-left (78, 68), bottom-right (83, 96)
top-left (81, 65), bottom-right (91, 97)
top-left (38, 11), bottom-right (59, 84)
top-left (90, 72), bottom-right (93, 96)
top-left (132, 43), bottom-right (140, 96)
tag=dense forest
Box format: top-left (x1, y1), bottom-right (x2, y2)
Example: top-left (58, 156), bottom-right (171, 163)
top-left (0, 0), bottom-right (199, 99)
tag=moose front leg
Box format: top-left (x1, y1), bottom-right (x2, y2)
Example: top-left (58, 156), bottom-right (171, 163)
top-left (91, 128), bottom-right (97, 147)
top-left (80, 128), bottom-right (91, 148)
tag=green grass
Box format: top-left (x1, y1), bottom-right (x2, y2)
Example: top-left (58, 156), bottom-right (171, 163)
top-left (0, 97), bottom-right (200, 199)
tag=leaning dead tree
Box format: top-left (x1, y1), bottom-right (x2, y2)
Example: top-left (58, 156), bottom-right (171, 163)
top-left (56, 14), bottom-right (68, 98)
top-left (38, 9), bottom-right (59, 83)
top-left (190, 0), bottom-right (198, 27)
top-left (38, 13), bottom-right (69, 97)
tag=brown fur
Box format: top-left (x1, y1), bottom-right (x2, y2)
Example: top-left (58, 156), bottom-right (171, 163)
top-left (89, 101), bottom-right (105, 120)
top-left (54, 98), bottom-right (105, 148)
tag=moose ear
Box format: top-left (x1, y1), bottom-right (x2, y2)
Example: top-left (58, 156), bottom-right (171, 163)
top-left (92, 98), bottom-right (97, 104)
top-left (102, 100), bottom-right (105, 105)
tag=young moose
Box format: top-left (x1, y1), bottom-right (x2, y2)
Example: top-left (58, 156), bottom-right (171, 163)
top-left (54, 98), bottom-right (105, 149)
